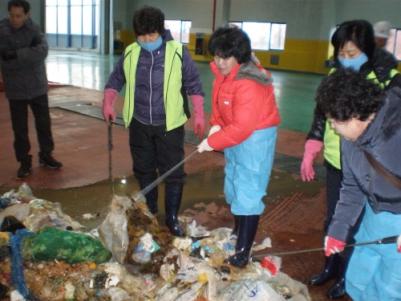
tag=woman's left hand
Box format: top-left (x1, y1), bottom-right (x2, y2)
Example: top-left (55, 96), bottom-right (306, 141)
top-left (397, 235), bottom-right (401, 252)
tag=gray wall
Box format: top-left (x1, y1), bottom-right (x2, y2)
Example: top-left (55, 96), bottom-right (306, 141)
top-left (229, 0), bottom-right (328, 39)
top-left (336, 0), bottom-right (401, 26)
top-left (126, 0), bottom-right (214, 33)
top-left (229, 0), bottom-right (401, 40)
top-left (115, 0), bottom-right (401, 40)
top-left (1, 0), bottom-right (400, 49)
top-left (113, 0), bottom-right (128, 31)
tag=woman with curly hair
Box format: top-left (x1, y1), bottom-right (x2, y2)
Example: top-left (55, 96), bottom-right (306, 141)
top-left (316, 68), bottom-right (401, 301)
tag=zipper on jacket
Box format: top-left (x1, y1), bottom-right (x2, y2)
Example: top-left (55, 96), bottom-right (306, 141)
top-left (149, 51), bottom-right (154, 124)
top-left (165, 49), bottom-right (179, 111)
top-left (128, 52), bottom-right (132, 125)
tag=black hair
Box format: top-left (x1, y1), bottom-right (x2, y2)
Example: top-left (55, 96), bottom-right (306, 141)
top-left (316, 68), bottom-right (383, 121)
top-left (8, 0), bottom-right (30, 13)
top-left (132, 6), bottom-right (165, 36)
top-left (331, 20), bottom-right (376, 61)
top-left (208, 26), bottom-right (252, 64)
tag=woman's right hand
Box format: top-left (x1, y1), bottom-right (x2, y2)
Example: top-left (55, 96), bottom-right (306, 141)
top-left (208, 125), bottom-right (221, 136)
top-left (300, 139), bottom-right (323, 181)
top-left (397, 235), bottom-right (401, 252)
top-left (102, 88), bottom-right (118, 122)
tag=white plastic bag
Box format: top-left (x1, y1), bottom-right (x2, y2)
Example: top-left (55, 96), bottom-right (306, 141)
top-left (217, 279), bottom-right (285, 301)
top-left (99, 196), bottom-right (132, 263)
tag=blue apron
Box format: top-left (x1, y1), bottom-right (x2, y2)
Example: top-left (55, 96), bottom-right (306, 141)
top-left (224, 127), bottom-right (277, 215)
top-left (346, 202), bottom-right (401, 300)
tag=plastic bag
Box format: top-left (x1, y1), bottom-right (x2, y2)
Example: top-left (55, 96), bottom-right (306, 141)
top-left (22, 227), bottom-right (111, 264)
top-left (131, 233), bottom-right (160, 264)
top-left (107, 287), bottom-right (131, 301)
top-left (218, 279), bottom-right (285, 301)
top-left (98, 195), bottom-right (132, 263)
top-left (24, 199), bottom-right (84, 231)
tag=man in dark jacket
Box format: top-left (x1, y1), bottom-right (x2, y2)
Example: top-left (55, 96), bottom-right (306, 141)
top-left (317, 69), bottom-right (401, 301)
top-left (0, 0), bottom-right (62, 178)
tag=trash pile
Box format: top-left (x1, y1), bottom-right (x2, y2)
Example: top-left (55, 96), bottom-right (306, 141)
top-left (0, 184), bottom-right (311, 301)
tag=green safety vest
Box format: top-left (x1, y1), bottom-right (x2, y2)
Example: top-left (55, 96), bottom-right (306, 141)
top-left (323, 68), bottom-right (400, 169)
top-left (122, 40), bottom-right (187, 130)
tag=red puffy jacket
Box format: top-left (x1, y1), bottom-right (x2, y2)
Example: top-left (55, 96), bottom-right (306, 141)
top-left (208, 61), bottom-right (280, 151)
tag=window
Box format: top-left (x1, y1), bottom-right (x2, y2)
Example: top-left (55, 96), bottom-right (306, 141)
top-left (386, 28), bottom-right (401, 61)
top-left (270, 23), bottom-right (286, 50)
top-left (229, 21), bottom-right (287, 50)
top-left (45, 0), bottom-right (100, 49)
top-left (165, 20), bottom-right (192, 44)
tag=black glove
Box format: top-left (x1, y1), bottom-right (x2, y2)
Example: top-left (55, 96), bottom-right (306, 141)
top-left (1, 49), bottom-right (17, 61)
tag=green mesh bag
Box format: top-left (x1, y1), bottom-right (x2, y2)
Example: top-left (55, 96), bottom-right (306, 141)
top-left (22, 227), bottom-right (111, 264)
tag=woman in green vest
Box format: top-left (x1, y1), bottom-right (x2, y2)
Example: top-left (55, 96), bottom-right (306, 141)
top-left (102, 6), bottom-right (205, 237)
top-left (300, 20), bottom-right (401, 299)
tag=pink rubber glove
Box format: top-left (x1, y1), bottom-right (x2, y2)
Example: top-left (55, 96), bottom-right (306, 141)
top-left (397, 234), bottom-right (401, 252)
top-left (324, 236), bottom-right (346, 257)
top-left (300, 139), bottom-right (323, 182)
top-left (197, 138), bottom-right (214, 153)
top-left (190, 95), bottom-right (205, 140)
top-left (102, 88), bottom-right (118, 122)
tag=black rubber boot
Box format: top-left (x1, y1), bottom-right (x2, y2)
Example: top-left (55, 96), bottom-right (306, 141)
top-left (138, 177), bottom-right (158, 214)
top-left (231, 215), bottom-right (240, 237)
top-left (165, 183), bottom-right (185, 237)
top-left (327, 277), bottom-right (346, 299)
top-left (309, 254), bottom-right (339, 286)
top-left (327, 255), bottom-right (346, 299)
top-left (228, 215), bottom-right (259, 268)
top-left (17, 155), bottom-right (32, 178)
top-left (39, 152), bottom-right (62, 169)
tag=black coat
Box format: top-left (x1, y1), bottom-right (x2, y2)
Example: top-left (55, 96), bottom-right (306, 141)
top-left (0, 18), bottom-right (48, 100)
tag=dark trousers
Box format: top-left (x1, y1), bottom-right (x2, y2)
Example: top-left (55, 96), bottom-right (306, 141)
top-left (129, 118), bottom-right (185, 185)
top-left (8, 94), bottom-right (54, 162)
top-left (324, 160), bottom-right (343, 232)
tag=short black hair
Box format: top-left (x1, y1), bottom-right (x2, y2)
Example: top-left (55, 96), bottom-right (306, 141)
top-left (132, 6), bottom-right (165, 36)
top-left (332, 20), bottom-right (376, 61)
top-left (208, 26), bottom-right (252, 64)
top-left (316, 68), bottom-right (383, 121)
top-left (8, 0), bottom-right (30, 13)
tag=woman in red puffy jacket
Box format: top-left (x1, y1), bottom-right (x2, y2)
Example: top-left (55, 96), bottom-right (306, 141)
top-left (197, 26), bottom-right (280, 267)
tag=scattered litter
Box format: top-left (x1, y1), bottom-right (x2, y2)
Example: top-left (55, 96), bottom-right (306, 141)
top-left (260, 255), bottom-right (281, 276)
top-left (131, 233), bottom-right (160, 264)
top-left (82, 213), bottom-right (97, 220)
top-left (0, 184), bottom-right (311, 301)
top-left (253, 237), bottom-right (272, 251)
top-left (187, 219), bottom-right (210, 238)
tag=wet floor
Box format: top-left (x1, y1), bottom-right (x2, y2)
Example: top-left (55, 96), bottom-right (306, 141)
top-left (0, 167), bottom-right (321, 231)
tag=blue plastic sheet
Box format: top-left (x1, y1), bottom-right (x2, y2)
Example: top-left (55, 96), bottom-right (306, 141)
top-left (10, 229), bottom-right (34, 299)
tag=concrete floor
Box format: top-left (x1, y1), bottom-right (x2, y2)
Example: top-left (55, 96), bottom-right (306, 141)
top-left (0, 50), bottom-right (351, 301)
